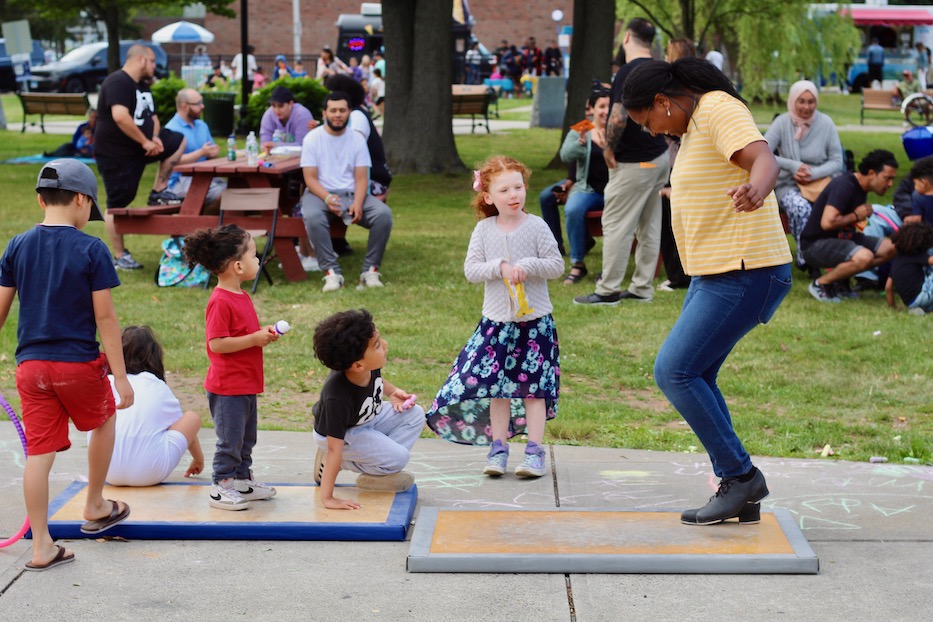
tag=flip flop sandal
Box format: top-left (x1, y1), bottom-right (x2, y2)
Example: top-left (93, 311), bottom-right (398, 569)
top-left (562, 264), bottom-right (588, 285)
top-left (80, 499), bottom-right (131, 535)
top-left (24, 545), bottom-right (75, 572)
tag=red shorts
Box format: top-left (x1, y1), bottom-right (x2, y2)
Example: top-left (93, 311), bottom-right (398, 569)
top-left (15, 354), bottom-right (115, 455)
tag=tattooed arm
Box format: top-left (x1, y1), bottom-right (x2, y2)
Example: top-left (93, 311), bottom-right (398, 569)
top-left (603, 101), bottom-right (628, 169)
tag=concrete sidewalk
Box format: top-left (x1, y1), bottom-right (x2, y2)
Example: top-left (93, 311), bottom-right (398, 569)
top-left (1, 424), bottom-right (930, 621)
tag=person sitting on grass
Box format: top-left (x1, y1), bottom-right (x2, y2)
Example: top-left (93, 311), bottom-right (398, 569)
top-left (88, 325), bottom-right (204, 486)
top-left (311, 308), bottom-right (424, 510)
top-left (886, 221), bottom-right (933, 315)
top-left (799, 150), bottom-right (898, 303)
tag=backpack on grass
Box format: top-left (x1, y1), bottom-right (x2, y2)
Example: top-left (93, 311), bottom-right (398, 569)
top-left (154, 236), bottom-right (210, 288)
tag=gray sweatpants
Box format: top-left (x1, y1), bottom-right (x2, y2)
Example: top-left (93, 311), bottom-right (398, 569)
top-left (207, 392), bottom-right (257, 482)
top-left (301, 190), bottom-right (393, 274)
top-left (313, 402), bottom-right (425, 475)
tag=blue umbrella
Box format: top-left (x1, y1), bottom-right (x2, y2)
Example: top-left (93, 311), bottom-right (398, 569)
top-left (151, 21), bottom-right (215, 64)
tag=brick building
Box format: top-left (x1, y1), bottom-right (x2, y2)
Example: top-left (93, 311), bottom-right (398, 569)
top-left (137, 1), bottom-right (576, 69)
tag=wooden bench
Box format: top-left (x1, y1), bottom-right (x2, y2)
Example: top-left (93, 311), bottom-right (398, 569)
top-left (452, 85), bottom-right (492, 133)
top-left (860, 88), bottom-right (899, 124)
top-left (18, 92), bottom-right (91, 133)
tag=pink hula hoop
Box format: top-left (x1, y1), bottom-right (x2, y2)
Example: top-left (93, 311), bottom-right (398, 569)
top-left (0, 390), bottom-right (30, 547)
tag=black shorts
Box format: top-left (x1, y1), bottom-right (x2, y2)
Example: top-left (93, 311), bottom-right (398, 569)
top-left (801, 233), bottom-right (882, 268)
top-left (97, 129), bottom-right (185, 209)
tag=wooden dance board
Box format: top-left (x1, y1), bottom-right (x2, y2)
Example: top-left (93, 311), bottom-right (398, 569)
top-left (37, 482), bottom-right (417, 541)
top-left (407, 508), bottom-right (818, 574)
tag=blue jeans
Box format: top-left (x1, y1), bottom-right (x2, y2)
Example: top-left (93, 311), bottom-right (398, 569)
top-left (654, 264), bottom-right (792, 478)
top-left (565, 191), bottom-right (604, 263)
top-left (538, 184), bottom-right (565, 254)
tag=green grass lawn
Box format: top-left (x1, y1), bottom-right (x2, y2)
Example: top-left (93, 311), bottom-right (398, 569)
top-left (0, 99), bottom-right (930, 465)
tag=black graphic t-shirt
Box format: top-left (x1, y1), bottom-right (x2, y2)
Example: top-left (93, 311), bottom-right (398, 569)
top-left (95, 70), bottom-right (156, 159)
top-left (312, 369), bottom-right (384, 439)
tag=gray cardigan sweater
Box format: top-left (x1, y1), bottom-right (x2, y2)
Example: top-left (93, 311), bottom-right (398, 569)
top-left (764, 111), bottom-right (844, 203)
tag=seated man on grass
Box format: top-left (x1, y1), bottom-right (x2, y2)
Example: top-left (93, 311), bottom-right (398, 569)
top-left (800, 149), bottom-right (898, 303)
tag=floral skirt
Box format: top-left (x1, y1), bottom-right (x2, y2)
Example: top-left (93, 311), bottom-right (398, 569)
top-left (426, 314), bottom-right (559, 446)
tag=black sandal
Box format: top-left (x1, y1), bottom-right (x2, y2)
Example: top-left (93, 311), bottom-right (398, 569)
top-left (563, 264), bottom-right (588, 285)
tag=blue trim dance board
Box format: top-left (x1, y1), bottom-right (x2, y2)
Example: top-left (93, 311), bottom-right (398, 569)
top-left (34, 481), bottom-right (417, 542)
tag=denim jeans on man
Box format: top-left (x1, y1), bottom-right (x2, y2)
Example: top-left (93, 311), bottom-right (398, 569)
top-left (654, 264), bottom-right (792, 478)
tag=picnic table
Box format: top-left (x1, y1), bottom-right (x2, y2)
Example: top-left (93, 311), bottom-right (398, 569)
top-left (111, 154), bottom-right (310, 283)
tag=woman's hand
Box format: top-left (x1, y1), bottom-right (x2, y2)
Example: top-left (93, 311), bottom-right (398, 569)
top-left (793, 163), bottom-right (813, 184)
top-left (727, 183), bottom-right (767, 212)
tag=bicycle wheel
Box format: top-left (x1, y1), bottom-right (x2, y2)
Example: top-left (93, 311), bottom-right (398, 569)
top-left (901, 93), bottom-right (933, 127)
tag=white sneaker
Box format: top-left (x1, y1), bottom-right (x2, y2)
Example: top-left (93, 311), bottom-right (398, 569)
top-left (299, 254), bottom-right (320, 272)
top-left (358, 267), bottom-right (384, 288)
top-left (322, 269), bottom-right (344, 292)
top-left (657, 279), bottom-right (675, 292)
top-left (209, 479), bottom-right (250, 511)
top-left (234, 474), bottom-right (276, 501)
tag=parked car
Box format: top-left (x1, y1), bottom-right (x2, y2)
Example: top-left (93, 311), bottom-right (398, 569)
top-left (27, 40), bottom-right (168, 93)
top-left (0, 38), bottom-right (46, 92)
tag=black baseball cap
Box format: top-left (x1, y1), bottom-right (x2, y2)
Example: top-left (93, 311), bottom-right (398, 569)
top-left (36, 159), bottom-right (104, 221)
top-left (270, 86), bottom-right (296, 103)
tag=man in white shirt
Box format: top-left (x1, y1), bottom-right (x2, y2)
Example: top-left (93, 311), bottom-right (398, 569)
top-left (301, 91), bottom-right (393, 292)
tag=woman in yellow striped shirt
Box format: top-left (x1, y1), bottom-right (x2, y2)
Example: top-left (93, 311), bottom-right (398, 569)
top-left (622, 58), bottom-right (792, 526)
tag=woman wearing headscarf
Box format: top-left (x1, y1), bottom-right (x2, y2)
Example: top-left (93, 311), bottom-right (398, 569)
top-left (764, 80), bottom-right (844, 270)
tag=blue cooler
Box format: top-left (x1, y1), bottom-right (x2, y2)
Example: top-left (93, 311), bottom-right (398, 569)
top-left (902, 126), bottom-right (933, 160)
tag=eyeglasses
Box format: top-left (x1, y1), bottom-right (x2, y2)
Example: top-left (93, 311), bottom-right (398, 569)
top-left (187, 100), bottom-right (205, 107)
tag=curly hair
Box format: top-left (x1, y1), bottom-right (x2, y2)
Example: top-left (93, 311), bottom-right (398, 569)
top-left (910, 155), bottom-right (933, 184)
top-left (470, 155), bottom-right (531, 220)
top-left (857, 149), bottom-right (898, 176)
top-left (313, 308), bottom-right (376, 371)
top-left (121, 325), bottom-right (165, 381)
top-left (182, 224), bottom-right (251, 274)
top-left (891, 221), bottom-right (933, 256)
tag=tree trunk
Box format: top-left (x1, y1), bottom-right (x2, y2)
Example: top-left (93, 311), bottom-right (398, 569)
top-left (547, 0), bottom-right (616, 169)
top-left (382, 0), bottom-right (464, 174)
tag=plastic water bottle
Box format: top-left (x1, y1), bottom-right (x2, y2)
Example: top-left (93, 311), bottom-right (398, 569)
top-left (246, 131), bottom-right (259, 167)
top-left (272, 128), bottom-right (283, 149)
top-left (226, 134), bottom-right (237, 161)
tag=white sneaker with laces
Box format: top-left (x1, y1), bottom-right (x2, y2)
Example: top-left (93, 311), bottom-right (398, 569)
top-left (234, 474), bottom-right (276, 500)
top-left (209, 479), bottom-right (250, 511)
top-left (322, 269), bottom-right (344, 292)
top-left (359, 267), bottom-right (384, 288)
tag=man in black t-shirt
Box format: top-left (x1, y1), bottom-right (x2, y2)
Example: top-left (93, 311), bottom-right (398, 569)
top-left (575, 18), bottom-right (670, 306)
top-left (95, 45), bottom-right (186, 270)
top-left (800, 149), bottom-right (898, 302)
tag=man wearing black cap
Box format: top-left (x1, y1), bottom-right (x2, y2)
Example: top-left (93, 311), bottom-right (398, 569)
top-left (0, 159), bottom-right (134, 571)
top-left (259, 85), bottom-right (318, 153)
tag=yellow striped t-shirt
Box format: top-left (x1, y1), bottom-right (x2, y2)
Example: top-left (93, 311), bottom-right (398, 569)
top-left (670, 91), bottom-right (792, 276)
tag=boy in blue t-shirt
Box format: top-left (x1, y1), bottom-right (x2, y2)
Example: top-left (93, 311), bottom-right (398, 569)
top-left (909, 156), bottom-right (933, 223)
top-left (0, 160), bottom-right (134, 571)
